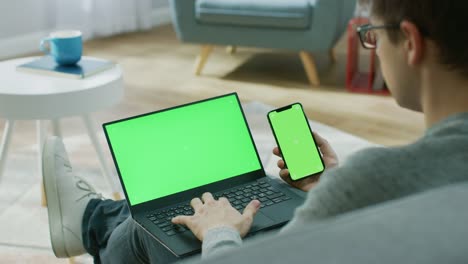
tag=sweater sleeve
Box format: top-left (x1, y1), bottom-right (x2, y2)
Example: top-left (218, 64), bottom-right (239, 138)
top-left (281, 146), bottom-right (399, 234)
top-left (201, 226), bottom-right (242, 259)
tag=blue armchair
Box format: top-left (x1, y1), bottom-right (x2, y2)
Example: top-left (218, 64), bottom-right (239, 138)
top-left (170, 0), bottom-right (357, 86)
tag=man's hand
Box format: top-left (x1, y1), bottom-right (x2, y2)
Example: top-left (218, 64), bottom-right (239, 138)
top-left (172, 192), bottom-right (261, 241)
top-left (273, 131), bottom-right (339, 192)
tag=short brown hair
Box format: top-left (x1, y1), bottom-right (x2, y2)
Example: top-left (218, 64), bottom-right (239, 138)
top-left (371, 0), bottom-right (468, 75)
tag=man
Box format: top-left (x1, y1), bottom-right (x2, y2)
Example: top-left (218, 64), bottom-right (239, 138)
top-left (43, 0), bottom-right (468, 263)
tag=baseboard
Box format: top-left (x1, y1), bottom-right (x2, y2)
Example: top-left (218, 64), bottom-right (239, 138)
top-left (0, 31), bottom-right (48, 60)
top-left (152, 7), bottom-right (172, 27)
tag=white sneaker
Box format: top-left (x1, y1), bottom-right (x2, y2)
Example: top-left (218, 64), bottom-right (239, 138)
top-left (42, 136), bottom-right (102, 258)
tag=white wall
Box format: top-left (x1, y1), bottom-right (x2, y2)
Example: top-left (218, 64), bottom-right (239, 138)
top-left (0, 0), bottom-right (171, 60)
top-left (0, 0), bottom-right (54, 59)
top-left (151, 0), bottom-right (172, 31)
top-left (0, 1), bottom-right (51, 39)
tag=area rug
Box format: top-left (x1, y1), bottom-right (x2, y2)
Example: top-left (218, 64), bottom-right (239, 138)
top-left (0, 101), bottom-right (378, 263)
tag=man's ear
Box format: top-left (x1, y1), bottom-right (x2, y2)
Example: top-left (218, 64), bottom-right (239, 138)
top-left (400, 20), bottom-right (425, 66)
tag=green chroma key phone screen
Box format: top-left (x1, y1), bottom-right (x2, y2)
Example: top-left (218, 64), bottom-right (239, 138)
top-left (105, 95), bottom-right (261, 206)
top-left (269, 104), bottom-right (324, 181)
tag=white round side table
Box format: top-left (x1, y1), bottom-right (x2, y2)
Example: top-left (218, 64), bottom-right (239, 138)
top-left (0, 57), bottom-right (124, 204)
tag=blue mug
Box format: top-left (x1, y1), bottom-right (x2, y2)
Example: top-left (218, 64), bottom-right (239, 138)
top-left (40, 30), bottom-right (82, 66)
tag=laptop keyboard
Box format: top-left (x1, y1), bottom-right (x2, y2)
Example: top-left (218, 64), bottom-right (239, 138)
top-left (145, 179), bottom-right (291, 236)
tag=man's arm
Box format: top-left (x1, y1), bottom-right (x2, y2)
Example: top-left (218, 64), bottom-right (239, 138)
top-left (192, 146), bottom-right (393, 258)
top-left (175, 143), bottom-right (397, 256)
top-left (201, 227), bottom-right (242, 258)
top-left (281, 146), bottom-right (398, 234)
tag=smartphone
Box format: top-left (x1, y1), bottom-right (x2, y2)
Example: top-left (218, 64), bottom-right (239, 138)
top-left (267, 103), bottom-right (325, 181)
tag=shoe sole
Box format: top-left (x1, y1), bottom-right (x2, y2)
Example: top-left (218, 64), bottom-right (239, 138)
top-left (43, 137), bottom-right (69, 258)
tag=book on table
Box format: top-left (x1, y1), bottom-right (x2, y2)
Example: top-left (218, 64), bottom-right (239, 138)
top-left (16, 56), bottom-right (115, 79)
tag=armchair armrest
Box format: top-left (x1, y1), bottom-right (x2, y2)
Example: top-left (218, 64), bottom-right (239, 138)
top-left (169, 0), bottom-right (197, 41)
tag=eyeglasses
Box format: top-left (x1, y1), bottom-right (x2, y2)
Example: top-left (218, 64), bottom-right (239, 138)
top-left (356, 24), bottom-right (400, 49)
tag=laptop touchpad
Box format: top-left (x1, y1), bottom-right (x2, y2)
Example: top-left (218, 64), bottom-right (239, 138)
top-left (250, 212), bottom-right (275, 232)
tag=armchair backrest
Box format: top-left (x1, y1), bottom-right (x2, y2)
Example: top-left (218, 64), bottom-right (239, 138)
top-left (169, 0), bottom-right (357, 51)
top-left (311, 0), bottom-right (357, 48)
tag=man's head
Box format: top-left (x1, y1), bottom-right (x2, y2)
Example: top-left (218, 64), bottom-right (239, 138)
top-left (367, 0), bottom-right (468, 112)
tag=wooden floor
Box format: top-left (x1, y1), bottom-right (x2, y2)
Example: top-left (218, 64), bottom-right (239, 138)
top-left (1, 25), bottom-right (425, 148)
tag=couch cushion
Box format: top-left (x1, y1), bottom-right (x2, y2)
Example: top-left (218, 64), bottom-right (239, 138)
top-left (195, 0), bottom-right (312, 30)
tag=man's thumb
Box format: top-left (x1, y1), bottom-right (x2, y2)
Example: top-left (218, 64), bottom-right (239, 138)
top-left (242, 200), bottom-right (261, 219)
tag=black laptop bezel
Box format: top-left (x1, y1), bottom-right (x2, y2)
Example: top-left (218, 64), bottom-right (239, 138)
top-left (102, 92), bottom-right (267, 216)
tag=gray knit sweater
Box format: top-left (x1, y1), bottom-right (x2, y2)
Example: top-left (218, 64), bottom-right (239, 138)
top-left (201, 112), bottom-right (468, 258)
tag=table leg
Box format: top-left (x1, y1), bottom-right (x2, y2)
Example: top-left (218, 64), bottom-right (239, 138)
top-left (0, 120), bottom-right (15, 182)
top-left (52, 119), bottom-right (62, 137)
top-left (82, 114), bottom-right (121, 200)
top-left (37, 120), bottom-right (47, 207)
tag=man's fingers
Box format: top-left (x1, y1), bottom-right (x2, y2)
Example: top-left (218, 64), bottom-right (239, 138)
top-left (273, 147), bottom-right (282, 157)
top-left (279, 168), bottom-right (290, 179)
top-left (218, 197), bottom-right (231, 205)
top-left (201, 192), bottom-right (215, 204)
top-left (279, 169), bottom-right (295, 185)
top-left (242, 200), bottom-right (260, 220)
top-left (277, 159), bottom-right (286, 169)
top-left (313, 131), bottom-right (336, 156)
top-left (312, 131), bottom-right (327, 147)
top-left (191, 197), bottom-right (203, 211)
top-left (172, 215), bottom-right (190, 226)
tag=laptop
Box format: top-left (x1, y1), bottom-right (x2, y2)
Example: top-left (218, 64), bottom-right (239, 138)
top-left (102, 93), bottom-right (305, 257)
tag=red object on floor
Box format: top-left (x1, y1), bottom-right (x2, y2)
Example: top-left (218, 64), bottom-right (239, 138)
top-left (346, 17), bottom-right (390, 95)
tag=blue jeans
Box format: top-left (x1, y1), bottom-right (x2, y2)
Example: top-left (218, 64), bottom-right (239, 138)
top-left (82, 199), bottom-right (180, 264)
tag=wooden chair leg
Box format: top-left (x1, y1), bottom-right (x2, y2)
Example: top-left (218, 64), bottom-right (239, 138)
top-left (37, 120), bottom-right (47, 207)
top-left (299, 51), bottom-right (321, 87)
top-left (41, 181), bottom-right (47, 207)
top-left (226, 45), bottom-right (237, 55)
top-left (0, 120), bottom-right (15, 183)
top-left (194, 45), bottom-right (214, 75)
top-left (329, 48), bottom-right (337, 63)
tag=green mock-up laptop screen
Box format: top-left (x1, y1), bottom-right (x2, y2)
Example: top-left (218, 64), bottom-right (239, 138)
top-left (104, 94), bottom-right (262, 206)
